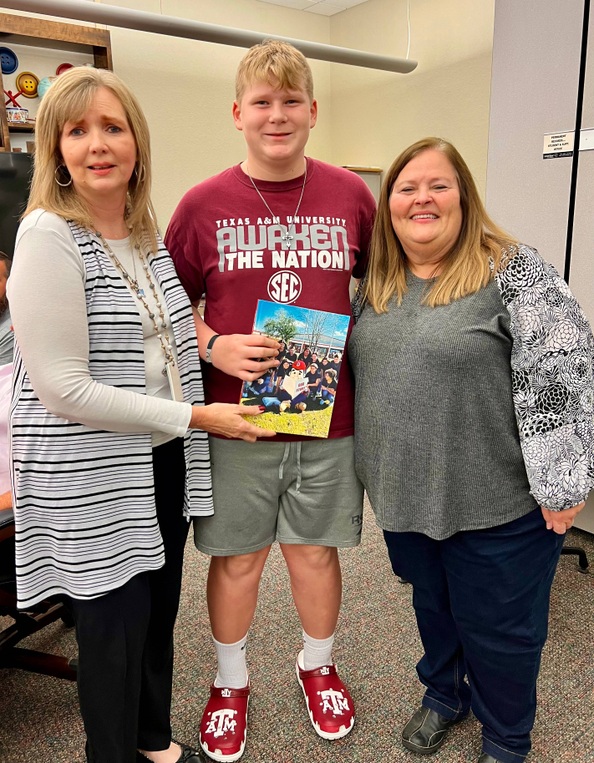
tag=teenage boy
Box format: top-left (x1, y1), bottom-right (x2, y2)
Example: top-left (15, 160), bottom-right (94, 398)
top-left (166, 40), bottom-right (376, 762)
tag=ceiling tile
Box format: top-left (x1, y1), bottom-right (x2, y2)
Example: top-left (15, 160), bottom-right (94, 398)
top-left (306, 3), bottom-right (348, 17)
top-left (256, 0), bottom-right (313, 9)
top-left (255, 0), bottom-right (369, 16)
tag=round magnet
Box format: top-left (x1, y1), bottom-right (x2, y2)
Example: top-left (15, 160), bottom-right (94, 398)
top-left (0, 47), bottom-right (18, 75)
top-left (16, 71), bottom-right (39, 98)
top-left (56, 63), bottom-right (74, 76)
top-left (38, 76), bottom-right (56, 100)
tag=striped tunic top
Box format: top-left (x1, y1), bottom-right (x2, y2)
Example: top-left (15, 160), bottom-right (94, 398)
top-left (9, 211), bottom-right (212, 609)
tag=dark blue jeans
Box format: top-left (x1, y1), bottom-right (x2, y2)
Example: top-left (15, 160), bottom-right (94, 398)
top-left (383, 508), bottom-right (564, 763)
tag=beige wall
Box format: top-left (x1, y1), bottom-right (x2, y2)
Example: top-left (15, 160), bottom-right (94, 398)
top-left (1, 0), bottom-right (495, 224)
top-left (330, 0), bottom-right (495, 197)
top-left (98, 0), bottom-right (334, 225)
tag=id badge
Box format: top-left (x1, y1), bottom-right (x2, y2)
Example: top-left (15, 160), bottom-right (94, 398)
top-left (166, 362), bottom-right (184, 402)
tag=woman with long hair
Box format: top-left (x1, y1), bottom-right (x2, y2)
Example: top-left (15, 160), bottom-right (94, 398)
top-left (350, 137), bottom-right (593, 763)
top-left (9, 66), bottom-right (273, 763)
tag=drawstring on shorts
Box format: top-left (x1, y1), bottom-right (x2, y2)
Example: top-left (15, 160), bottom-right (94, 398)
top-left (278, 442), bottom-right (302, 492)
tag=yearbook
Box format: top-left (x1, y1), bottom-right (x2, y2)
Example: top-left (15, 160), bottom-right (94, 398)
top-left (239, 299), bottom-right (351, 437)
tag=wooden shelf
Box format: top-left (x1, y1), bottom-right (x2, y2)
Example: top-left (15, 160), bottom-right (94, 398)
top-left (0, 12), bottom-right (112, 152)
top-left (0, 13), bottom-right (112, 68)
top-left (6, 123), bottom-right (35, 133)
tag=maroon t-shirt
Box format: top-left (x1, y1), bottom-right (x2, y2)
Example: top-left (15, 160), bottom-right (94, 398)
top-left (165, 157), bottom-right (376, 440)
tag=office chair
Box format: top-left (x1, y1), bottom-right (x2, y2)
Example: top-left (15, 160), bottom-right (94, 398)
top-left (0, 509), bottom-right (77, 680)
top-left (560, 542), bottom-right (589, 573)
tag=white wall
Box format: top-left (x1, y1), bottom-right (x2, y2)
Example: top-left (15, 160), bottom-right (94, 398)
top-left (486, 0), bottom-right (585, 273)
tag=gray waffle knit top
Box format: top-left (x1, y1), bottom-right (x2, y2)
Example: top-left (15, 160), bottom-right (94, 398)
top-left (350, 244), bottom-right (594, 539)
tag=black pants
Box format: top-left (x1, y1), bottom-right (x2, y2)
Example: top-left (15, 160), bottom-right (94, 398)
top-left (67, 438), bottom-right (189, 763)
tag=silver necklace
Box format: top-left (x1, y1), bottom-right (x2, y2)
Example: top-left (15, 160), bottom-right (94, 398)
top-left (97, 232), bottom-right (175, 375)
top-left (246, 162), bottom-right (307, 244)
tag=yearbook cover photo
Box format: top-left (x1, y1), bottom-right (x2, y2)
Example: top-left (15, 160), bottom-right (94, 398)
top-left (240, 300), bottom-right (351, 437)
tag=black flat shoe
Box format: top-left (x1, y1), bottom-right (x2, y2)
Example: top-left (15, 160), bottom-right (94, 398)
top-left (137, 741), bottom-right (208, 763)
top-left (175, 743), bottom-right (208, 763)
top-left (478, 755), bottom-right (504, 763)
top-left (402, 706), bottom-right (464, 755)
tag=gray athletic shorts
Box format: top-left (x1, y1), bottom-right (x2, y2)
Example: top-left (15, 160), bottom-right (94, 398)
top-left (193, 436), bottom-right (364, 556)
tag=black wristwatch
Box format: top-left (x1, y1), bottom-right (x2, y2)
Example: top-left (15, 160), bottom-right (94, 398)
top-left (205, 334), bottom-right (220, 364)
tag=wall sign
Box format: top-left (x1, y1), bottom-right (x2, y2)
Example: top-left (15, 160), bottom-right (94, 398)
top-left (543, 131), bottom-right (575, 159)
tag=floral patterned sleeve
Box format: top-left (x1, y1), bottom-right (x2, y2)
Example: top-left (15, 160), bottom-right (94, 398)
top-left (351, 276), bottom-right (367, 323)
top-left (495, 244), bottom-right (594, 510)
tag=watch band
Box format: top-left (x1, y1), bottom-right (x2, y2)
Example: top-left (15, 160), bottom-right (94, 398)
top-left (205, 334), bottom-right (220, 364)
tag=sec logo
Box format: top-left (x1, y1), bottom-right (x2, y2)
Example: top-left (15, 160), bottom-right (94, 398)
top-left (267, 270), bottom-right (302, 304)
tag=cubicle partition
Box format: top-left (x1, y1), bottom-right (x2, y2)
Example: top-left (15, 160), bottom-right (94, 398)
top-left (486, 0), bottom-right (594, 532)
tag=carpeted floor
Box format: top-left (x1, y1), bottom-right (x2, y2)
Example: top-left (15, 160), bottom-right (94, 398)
top-left (1, 499), bottom-right (593, 763)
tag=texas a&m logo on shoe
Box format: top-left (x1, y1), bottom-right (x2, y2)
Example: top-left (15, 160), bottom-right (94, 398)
top-left (318, 686), bottom-right (351, 717)
top-left (199, 684), bottom-right (250, 762)
top-left (203, 706), bottom-right (238, 738)
top-left (295, 649), bottom-right (355, 741)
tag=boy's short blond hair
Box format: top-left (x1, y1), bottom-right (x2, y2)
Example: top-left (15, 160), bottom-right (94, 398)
top-left (235, 39), bottom-right (314, 103)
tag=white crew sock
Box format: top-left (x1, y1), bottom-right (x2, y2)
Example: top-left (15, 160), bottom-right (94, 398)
top-left (213, 634), bottom-right (249, 689)
top-left (302, 630), bottom-right (335, 670)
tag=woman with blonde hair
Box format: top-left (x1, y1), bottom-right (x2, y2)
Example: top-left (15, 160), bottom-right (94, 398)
top-left (350, 137), bottom-right (594, 763)
top-left (9, 66), bottom-right (273, 763)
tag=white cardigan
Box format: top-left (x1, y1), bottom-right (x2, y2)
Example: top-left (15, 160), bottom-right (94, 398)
top-left (9, 211), bottom-right (212, 608)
